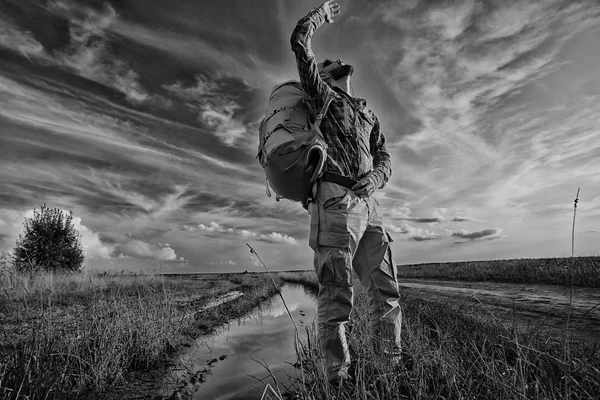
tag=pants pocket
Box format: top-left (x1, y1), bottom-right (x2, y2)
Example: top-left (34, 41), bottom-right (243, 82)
top-left (316, 248), bottom-right (352, 287)
top-left (319, 183), bottom-right (351, 211)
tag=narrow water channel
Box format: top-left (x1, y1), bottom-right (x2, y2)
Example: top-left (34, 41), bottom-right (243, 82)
top-left (190, 284), bottom-right (317, 400)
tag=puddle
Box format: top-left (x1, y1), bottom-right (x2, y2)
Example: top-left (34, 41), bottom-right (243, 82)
top-left (185, 284), bottom-right (317, 400)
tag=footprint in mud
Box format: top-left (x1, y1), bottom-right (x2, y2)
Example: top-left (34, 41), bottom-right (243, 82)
top-left (207, 355), bottom-right (228, 366)
top-left (207, 358), bottom-right (219, 366)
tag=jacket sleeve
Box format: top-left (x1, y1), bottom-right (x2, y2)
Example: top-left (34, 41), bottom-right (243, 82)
top-left (369, 115), bottom-right (392, 189)
top-left (290, 7), bottom-right (335, 114)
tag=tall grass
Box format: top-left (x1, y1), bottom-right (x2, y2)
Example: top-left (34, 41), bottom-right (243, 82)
top-left (397, 256), bottom-right (600, 287)
top-left (0, 270), bottom-right (279, 399)
top-left (278, 271), bottom-right (600, 399)
top-left (289, 281), bottom-right (600, 399)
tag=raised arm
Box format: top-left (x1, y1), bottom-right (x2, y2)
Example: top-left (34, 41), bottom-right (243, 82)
top-left (290, 1), bottom-right (340, 107)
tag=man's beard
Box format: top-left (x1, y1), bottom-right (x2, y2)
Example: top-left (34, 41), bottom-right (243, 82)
top-left (330, 64), bottom-right (354, 80)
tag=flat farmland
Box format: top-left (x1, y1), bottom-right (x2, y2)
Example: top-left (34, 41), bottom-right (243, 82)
top-left (393, 256), bottom-right (600, 342)
top-left (398, 279), bottom-right (600, 342)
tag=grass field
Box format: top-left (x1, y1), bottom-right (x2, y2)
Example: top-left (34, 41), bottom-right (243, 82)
top-left (2, 256), bottom-right (599, 399)
top-left (278, 271), bottom-right (600, 399)
top-left (395, 256), bottom-right (600, 287)
top-left (0, 270), bottom-right (279, 399)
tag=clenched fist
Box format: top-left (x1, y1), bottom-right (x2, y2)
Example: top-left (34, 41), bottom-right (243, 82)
top-left (318, 0), bottom-right (341, 23)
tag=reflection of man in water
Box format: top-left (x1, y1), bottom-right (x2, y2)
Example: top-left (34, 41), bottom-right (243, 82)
top-left (290, 0), bottom-right (403, 387)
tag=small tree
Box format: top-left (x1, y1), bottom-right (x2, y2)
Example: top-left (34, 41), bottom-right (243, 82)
top-left (14, 204), bottom-right (85, 272)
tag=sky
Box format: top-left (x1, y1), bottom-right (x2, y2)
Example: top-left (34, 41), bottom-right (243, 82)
top-left (1, 0), bottom-right (599, 273)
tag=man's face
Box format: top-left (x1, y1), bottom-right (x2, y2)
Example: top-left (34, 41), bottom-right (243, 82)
top-left (322, 59), bottom-right (354, 80)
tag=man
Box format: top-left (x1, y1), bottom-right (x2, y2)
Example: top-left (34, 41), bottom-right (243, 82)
top-left (290, 0), bottom-right (403, 387)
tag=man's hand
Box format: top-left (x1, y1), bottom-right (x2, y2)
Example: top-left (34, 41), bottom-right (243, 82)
top-left (352, 174), bottom-right (378, 198)
top-left (319, 0), bottom-right (341, 23)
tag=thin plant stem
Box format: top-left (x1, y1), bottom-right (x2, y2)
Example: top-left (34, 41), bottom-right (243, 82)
top-left (245, 243), bottom-right (307, 396)
top-left (565, 187), bottom-right (580, 396)
top-left (246, 243), bottom-right (298, 331)
top-left (572, 187), bottom-right (580, 257)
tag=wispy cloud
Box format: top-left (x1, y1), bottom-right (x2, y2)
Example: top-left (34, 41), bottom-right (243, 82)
top-left (400, 217), bottom-right (446, 224)
top-left (164, 74), bottom-right (253, 147)
top-left (391, 205), bottom-right (478, 224)
top-left (451, 228), bottom-right (503, 241)
top-left (387, 222), bottom-right (442, 242)
top-left (368, 0), bottom-right (600, 211)
top-left (47, 0), bottom-right (149, 102)
top-left (163, 75), bottom-right (218, 99)
top-left (200, 102), bottom-right (247, 147)
top-left (0, 14), bottom-right (48, 60)
top-left (452, 216), bottom-right (477, 222)
top-left (2, 0), bottom-right (600, 270)
top-left (183, 221), bottom-right (297, 245)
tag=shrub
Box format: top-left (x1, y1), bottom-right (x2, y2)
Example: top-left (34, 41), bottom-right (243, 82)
top-left (14, 204), bottom-right (85, 272)
top-left (0, 250), bottom-right (14, 272)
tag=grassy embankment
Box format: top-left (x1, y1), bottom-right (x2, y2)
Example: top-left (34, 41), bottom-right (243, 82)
top-left (277, 261), bottom-right (600, 399)
top-left (0, 269), bottom-right (279, 399)
top-left (397, 256), bottom-right (600, 287)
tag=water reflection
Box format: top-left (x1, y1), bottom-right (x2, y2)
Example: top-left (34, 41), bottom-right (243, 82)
top-left (190, 284), bottom-right (317, 400)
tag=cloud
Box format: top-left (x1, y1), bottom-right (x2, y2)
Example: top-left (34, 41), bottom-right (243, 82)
top-left (389, 204), bottom-right (447, 223)
top-left (370, 0), bottom-right (600, 213)
top-left (451, 228), bottom-right (503, 241)
top-left (387, 224), bottom-right (409, 234)
top-left (209, 259), bottom-right (236, 266)
top-left (396, 207), bottom-right (463, 224)
top-left (163, 75), bottom-right (218, 99)
top-left (388, 203), bottom-right (412, 219)
top-left (112, 240), bottom-right (184, 262)
top-left (164, 75), bottom-right (250, 147)
top-left (257, 232), bottom-right (297, 245)
top-left (0, 15), bottom-right (48, 60)
top-left (400, 217), bottom-right (446, 224)
top-left (50, 0), bottom-right (149, 103)
top-left (387, 222), bottom-right (442, 242)
top-left (451, 216), bottom-right (477, 222)
top-left (71, 216), bottom-right (112, 259)
top-left (200, 101), bottom-right (247, 146)
top-left (183, 221), bottom-right (297, 245)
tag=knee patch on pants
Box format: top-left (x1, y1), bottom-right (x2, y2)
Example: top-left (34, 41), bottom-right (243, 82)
top-left (316, 248), bottom-right (352, 287)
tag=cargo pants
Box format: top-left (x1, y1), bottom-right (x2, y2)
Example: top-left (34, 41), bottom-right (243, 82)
top-left (307, 181), bottom-right (402, 382)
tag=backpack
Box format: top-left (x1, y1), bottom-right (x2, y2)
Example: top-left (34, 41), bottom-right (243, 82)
top-left (256, 81), bottom-right (335, 205)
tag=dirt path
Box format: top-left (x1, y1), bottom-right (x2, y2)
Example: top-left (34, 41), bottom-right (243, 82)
top-left (398, 279), bottom-right (600, 343)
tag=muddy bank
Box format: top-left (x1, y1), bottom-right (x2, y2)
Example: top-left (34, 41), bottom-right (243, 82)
top-left (398, 279), bottom-right (600, 342)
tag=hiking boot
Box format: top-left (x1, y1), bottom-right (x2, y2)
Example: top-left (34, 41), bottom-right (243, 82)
top-left (329, 368), bottom-right (356, 391)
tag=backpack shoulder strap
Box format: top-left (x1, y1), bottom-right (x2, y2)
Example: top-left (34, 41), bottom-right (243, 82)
top-left (314, 90), bottom-right (336, 128)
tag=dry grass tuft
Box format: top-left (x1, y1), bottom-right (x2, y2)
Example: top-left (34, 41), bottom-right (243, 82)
top-left (0, 270), bottom-right (279, 399)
